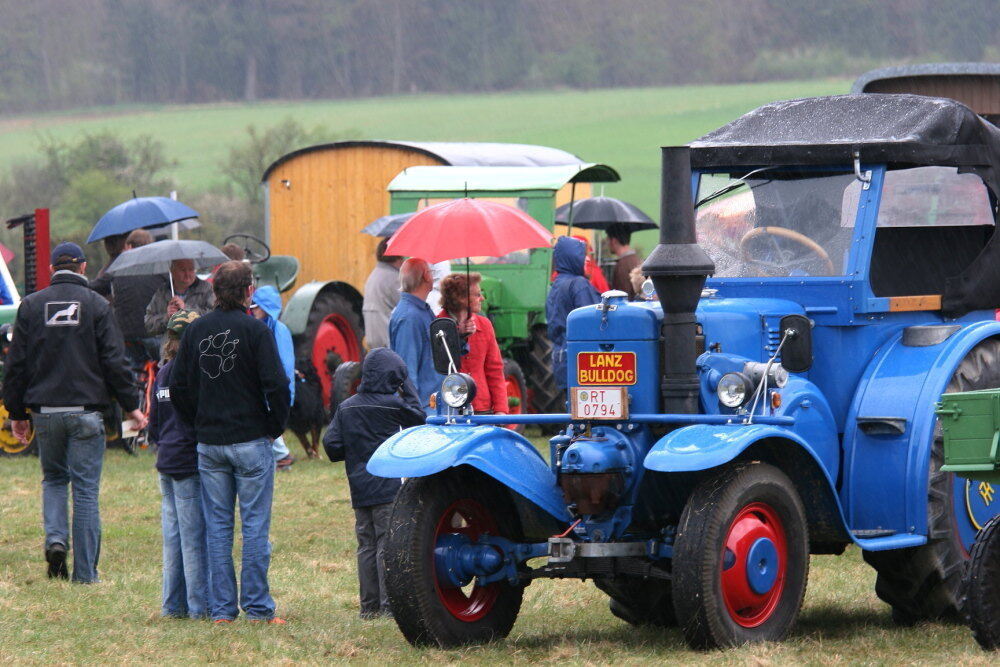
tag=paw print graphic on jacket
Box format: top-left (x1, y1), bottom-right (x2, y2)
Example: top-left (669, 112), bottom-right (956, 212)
top-left (198, 329), bottom-right (239, 379)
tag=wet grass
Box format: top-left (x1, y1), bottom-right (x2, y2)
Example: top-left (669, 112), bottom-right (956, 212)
top-left (0, 440), bottom-right (989, 664)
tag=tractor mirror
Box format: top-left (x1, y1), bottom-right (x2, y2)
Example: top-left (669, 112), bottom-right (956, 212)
top-left (430, 317), bottom-right (463, 375)
top-left (779, 314), bottom-right (813, 373)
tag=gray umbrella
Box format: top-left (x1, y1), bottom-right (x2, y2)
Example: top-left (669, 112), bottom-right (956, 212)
top-left (554, 196), bottom-right (657, 232)
top-left (105, 239), bottom-right (228, 296)
top-left (361, 212), bottom-right (414, 237)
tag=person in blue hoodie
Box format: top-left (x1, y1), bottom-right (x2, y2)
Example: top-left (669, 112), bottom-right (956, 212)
top-left (250, 285), bottom-right (296, 470)
top-left (545, 236), bottom-right (601, 391)
top-left (149, 309), bottom-right (208, 618)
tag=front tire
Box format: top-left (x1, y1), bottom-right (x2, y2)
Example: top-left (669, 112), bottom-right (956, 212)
top-left (672, 463), bottom-right (809, 649)
top-left (965, 514), bottom-right (1000, 651)
top-left (384, 468), bottom-right (524, 647)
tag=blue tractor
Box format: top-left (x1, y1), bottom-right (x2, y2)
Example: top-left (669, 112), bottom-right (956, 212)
top-left (369, 93), bottom-right (1000, 649)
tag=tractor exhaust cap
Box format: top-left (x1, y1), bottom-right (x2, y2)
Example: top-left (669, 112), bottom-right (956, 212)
top-left (641, 146), bottom-right (715, 414)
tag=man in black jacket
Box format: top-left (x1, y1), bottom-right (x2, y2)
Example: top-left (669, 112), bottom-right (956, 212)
top-left (113, 229), bottom-right (166, 370)
top-left (323, 347), bottom-right (425, 618)
top-left (170, 260), bottom-right (290, 623)
top-left (3, 241), bottom-right (144, 582)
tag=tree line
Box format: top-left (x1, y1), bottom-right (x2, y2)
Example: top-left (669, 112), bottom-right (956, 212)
top-left (1, 0), bottom-right (996, 115)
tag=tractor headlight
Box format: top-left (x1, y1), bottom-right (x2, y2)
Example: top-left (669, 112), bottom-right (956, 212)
top-left (441, 373), bottom-right (477, 409)
top-left (717, 372), bottom-right (751, 408)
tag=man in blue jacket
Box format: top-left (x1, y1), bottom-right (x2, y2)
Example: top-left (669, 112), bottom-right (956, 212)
top-left (389, 258), bottom-right (441, 413)
top-left (546, 236), bottom-right (601, 391)
top-left (323, 347), bottom-right (425, 618)
top-left (250, 285), bottom-right (296, 470)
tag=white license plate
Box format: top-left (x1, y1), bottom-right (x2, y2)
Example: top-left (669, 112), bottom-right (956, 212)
top-left (570, 387), bottom-right (629, 420)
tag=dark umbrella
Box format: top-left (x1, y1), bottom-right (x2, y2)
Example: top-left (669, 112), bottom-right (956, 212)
top-left (87, 196), bottom-right (200, 243)
top-left (105, 239), bottom-right (227, 296)
top-left (554, 196), bottom-right (657, 232)
top-left (361, 212), bottom-right (414, 237)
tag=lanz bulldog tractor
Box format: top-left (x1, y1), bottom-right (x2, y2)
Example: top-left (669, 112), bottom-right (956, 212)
top-left (369, 93), bottom-right (1000, 649)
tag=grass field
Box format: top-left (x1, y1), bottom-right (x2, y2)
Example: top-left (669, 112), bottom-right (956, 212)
top-left (0, 441), bottom-right (988, 664)
top-left (0, 80), bottom-right (848, 227)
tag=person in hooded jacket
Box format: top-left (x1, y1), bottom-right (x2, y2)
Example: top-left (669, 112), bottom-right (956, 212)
top-left (546, 236), bottom-right (601, 391)
top-left (323, 348), bottom-right (425, 619)
top-left (250, 285), bottom-right (296, 470)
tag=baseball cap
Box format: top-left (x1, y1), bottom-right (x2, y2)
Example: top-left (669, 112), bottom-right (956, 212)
top-left (50, 241), bottom-right (85, 265)
top-left (166, 309), bottom-right (199, 337)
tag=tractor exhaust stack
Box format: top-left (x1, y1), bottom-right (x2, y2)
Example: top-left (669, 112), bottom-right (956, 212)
top-left (641, 146), bottom-right (715, 414)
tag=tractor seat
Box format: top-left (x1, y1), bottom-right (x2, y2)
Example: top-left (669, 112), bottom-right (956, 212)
top-left (253, 255), bottom-right (300, 293)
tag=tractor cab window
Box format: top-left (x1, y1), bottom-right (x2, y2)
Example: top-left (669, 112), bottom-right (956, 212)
top-left (869, 167), bottom-right (995, 297)
top-left (695, 170), bottom-right (857, 278)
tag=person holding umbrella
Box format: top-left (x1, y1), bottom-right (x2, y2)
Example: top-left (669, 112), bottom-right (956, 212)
top-left (606, 224), bottom-right (642, 299)
top-left (144, 259), bottom-right (215, 336)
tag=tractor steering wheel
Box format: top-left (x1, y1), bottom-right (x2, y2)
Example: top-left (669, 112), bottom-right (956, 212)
top-left (223, 233), bottom-right (271, 264)
top-left (739, 226), bottom-right (834, 276)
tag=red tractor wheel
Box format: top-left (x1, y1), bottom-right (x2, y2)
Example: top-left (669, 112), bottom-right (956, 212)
top-left (502, 358), bottom-right (526, 433)
top-left (384, 468), bottom-right (523, 647)
top-left (297, 290), bottom-right (364, 406)
top-left (672, 462), bottom-right (809, 649)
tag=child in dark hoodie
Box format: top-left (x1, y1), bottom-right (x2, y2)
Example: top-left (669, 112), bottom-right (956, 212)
top-left (149, 309), bottom-right (208, 618)
top-left (323, 347), bottom-right (425, 619)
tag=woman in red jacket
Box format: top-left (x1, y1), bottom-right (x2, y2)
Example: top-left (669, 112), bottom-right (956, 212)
top-left (437, 273), bottom-right (508, 415)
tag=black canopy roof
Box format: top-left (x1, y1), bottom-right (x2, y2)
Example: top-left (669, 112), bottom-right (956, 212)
top-left (688, 94), bottom-right (1000, 175)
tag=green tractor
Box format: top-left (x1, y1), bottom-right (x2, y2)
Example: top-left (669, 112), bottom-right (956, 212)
top-left (386, 163), bottom-right (619, 416)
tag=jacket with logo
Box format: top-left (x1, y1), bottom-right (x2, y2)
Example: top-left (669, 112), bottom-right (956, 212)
top-left (169, 307), bottom-right (290, 445)
top-left (2, 271), bottom-right (138, 419)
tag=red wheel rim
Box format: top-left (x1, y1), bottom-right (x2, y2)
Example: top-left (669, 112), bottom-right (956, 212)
top-left (432, 499), bottom-right (500, 622)
top-left (312, 314), bottom-right (361, 404)
top-left (720, 502), bottom-right (787, 628)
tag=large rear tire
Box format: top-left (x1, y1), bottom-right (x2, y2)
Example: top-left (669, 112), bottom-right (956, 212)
top-left (965, 514), bottom-right (1000, 651)
top-left (330, 360), bottom-right (362, 415)
top-left (384, 468), bottom-right (524, 647)
top-left (672, 462), bottom-right (809, 649)
top-left (863, 338), bottom-right (1000, 624)
top-left (295, 290), bottom-right (364, 406)
top-left (525, 326), bottom-right (562, 415)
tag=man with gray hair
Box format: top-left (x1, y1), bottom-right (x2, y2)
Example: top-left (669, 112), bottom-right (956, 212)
top-left (388, 258), bottom-right (441, 413)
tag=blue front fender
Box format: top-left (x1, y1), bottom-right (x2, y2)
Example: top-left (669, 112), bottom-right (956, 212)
top-left (368, 424), bottom-right (571, 522)
top-left (645, 423), bottom-right (832, 473)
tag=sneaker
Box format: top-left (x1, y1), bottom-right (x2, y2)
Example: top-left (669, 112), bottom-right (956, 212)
top-left (45, 543), bottom-right (68, 580)
top-left (249, 617), bottom-right (287, 625)
top-left (276, 455), bottom-right (295, 471)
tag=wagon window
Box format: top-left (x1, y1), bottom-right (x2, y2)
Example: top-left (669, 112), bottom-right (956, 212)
top-left (695, 170), bottom-right (857, 278)
top-left (869, 167), bottom-right (995, 297)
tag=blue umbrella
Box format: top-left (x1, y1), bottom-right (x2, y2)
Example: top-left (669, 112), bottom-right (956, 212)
top-left (360, 212), bottom-right (413, 237)
top-left (87, 196), bottom-right (199, 243)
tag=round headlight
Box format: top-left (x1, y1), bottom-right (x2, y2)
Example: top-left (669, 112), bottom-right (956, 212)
top-left (441, 373), bottom-right (477, 409)
top-left (717, 372), bottom-right (751, 408)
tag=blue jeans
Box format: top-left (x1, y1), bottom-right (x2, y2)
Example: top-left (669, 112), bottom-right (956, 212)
top-left (34, 410), bottom-right (106, 583)
top-left (198, 439), bottom-right (276, 621)
top-left (160, 473), bottom-right (209, 618)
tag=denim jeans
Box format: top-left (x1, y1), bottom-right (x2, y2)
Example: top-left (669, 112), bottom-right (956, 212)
top-left (198, 438), bottom-right (275, 621)
top-left (160, 473), bottom-right (209, 618)
top-left (33, 410), bottom-right (106, 583)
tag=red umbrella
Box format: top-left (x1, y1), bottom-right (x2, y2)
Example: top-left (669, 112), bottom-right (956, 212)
top-left (385, 198), bottom-right (552, 263)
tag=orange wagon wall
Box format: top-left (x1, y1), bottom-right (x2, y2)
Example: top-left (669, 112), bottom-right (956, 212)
top-left (265, 146), bottom-right (444, 290)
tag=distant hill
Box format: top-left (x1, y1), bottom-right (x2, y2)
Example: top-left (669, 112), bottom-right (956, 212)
top-left (0, 79), bottom-right (847, 232)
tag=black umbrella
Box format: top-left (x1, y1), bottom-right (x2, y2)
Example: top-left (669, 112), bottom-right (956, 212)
top-left (360, 212), bottom-right (414, 237)
top-left (554, 196), bottom-right (657, 232)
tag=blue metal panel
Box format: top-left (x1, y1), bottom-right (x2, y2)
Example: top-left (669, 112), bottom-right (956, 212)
top-left (566, 295), bottom-right (662, 415)
top-left (367, 424), bottom-right (571, 522)
top-left (842, 321), bottom-right (1000, 543)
